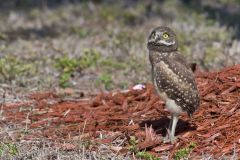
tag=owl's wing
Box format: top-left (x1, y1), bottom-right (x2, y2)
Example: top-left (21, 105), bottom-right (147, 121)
top-left (170, 52), bottom-right (193, 70)
top-left (154, 53), bottom-right (199, 115)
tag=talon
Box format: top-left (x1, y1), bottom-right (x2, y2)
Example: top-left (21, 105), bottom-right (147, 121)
top-left (169, 135), bottom-right (177, 144)
top-left (163, 135), bottom-right (170, 143)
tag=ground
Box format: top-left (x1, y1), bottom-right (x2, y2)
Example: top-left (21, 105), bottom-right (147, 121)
top-left (0, 0), bottom-right (240, 159)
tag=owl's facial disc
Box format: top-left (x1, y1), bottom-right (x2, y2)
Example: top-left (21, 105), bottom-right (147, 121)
top-left (148, 31), bottom-right (175, 46)
top-left (147, 26), bottom-right (178, 51)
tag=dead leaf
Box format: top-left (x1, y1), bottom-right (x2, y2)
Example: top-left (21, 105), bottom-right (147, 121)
top-left (137, 125), bottom-right (162, 150)
top-left (110, 146), bottom-right (123, 152)
top-left (152, 144), bottom-right (172, 152)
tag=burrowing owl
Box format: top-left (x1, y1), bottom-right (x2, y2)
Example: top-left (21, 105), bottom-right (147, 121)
top-left (147, 26), bottom-right (200, 143)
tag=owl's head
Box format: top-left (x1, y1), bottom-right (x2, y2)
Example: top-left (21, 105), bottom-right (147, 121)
top-left (147, 26), bottom-right (178, 52)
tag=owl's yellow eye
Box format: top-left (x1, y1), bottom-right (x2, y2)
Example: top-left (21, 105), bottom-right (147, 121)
top-left (163, 33), bottom-right (169, 39)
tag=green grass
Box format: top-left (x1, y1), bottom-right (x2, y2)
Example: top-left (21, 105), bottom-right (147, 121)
top-left (54, 49), bottom-right (101, 88)
top-left (54, 55), bottom-right (80, 73)
top-left (0, 56), bottom-right (36, 83)
top-left (136, 151), bottom-right (160, 160)
top-left (174, 142), bottom-right (197, 160)
top-left (0, 143), bottom-right (18, 158)
top-left (79, 49), bottom-right (101, 70)
top-left (54, 55), bottom-right (81, 88)
top-left (128, 136), bottom-right (138, 153)
top-left (127, 136), bottom-right (160, 160)
top-left (96, 72), bottom-right (113, 90)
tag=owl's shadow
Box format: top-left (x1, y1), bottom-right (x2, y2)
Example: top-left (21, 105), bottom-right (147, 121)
top-left (139, 117), bottom-right (196, 136)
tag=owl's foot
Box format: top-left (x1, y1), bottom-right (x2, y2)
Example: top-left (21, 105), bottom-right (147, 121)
top-left (163, 135), bottom-right (177, 144)
top-left (169, 134), bottom-right (177, 144)
top-left (163, 135), bottom-right (170, 143)
top-left (163, 128), bottom-right (170, 143)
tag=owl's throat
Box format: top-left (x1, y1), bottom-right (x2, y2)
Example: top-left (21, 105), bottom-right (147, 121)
top-left (147, 42), bottom-right (177, 52)
top-left (149, 51), bottom-right (170, 65)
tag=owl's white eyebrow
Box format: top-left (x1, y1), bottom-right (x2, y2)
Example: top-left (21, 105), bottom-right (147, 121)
top-left (159, 40), bottom-right (175, 46)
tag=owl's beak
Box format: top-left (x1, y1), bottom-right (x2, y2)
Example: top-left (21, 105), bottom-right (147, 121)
top-left (148, 38), bottom-right (156, 43)
top-left (148, 34), bottom-right (159, 43)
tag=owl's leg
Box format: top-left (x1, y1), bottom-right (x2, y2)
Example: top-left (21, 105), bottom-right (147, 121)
top-left (168, 115), bottom-right (173, 132)
top-left (163, 115), bottom-right (173, 143)
top-left (169, 114), bottom-right (179, 143)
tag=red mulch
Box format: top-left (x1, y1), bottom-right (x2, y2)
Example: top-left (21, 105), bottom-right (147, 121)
top-left (1, 65), bottom-right (240, 158)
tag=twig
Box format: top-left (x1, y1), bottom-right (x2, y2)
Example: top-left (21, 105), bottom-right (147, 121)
top-left (81, 119), bottom-right (87, 140)
top-left (25, 112), bottom-right (30, 132)
top-left (0, 89), bottom-right (6, 120)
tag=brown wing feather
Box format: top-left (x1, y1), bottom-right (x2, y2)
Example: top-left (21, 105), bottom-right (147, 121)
top-left (170, 52), bottom-right (197, 72)
top-left (153, 53), bottom-right (200, 115)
